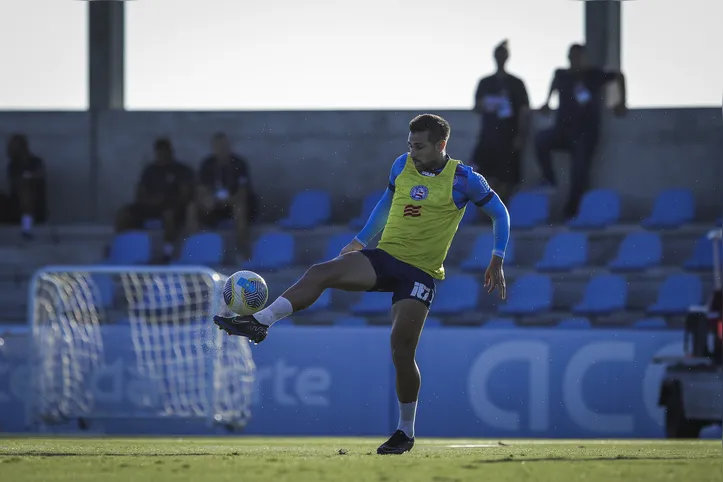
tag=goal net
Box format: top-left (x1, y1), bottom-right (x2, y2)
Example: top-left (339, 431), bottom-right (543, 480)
top-left (27, 265), bottom-right (256, 431)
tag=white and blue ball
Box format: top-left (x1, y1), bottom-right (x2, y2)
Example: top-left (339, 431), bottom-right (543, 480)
top-left (222, 270), bottom-right (269, 316)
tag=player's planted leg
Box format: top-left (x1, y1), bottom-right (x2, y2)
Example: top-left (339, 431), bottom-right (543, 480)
top-left (377, 298), bottom-right (428, 455)
top-left (214, 251), bottom-right (377, 342)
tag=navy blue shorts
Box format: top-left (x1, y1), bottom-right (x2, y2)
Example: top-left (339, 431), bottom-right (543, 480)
top-left (360, 248), bottom-right (436, 308)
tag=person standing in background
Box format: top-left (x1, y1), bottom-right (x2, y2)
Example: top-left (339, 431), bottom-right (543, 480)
top-left (471, 40), bottom-right (530, 204)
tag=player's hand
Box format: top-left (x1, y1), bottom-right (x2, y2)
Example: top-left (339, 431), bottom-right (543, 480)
top-left (340, 239), bottom-right (364, 256)
top-left (484, 255), bottom-right (507, 300)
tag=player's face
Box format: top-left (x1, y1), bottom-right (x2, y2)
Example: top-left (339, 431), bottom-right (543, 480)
top-left (408, 131), bottom-right (444, 169)
top-left (213, 136), bottom-right (230, 157)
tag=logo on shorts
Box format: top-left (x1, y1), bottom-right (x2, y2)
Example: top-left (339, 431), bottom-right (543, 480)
top-left (409, 185), bottom-right (429, 201)
top-left (403, 205), bottom-right (422, 217)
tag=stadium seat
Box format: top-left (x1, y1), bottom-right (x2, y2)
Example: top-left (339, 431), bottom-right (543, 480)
top-left (323, 232), bottom-right (355, 261)
top-left (244, 232), bottom-right (295, 271)
top-left (279, 190), bottom-right (332, 229)
top-left (483, 318), bottom-right (516, 329)
top-left (106, 231), bottom-right (151, 265)
top-left (647, 274), bottom-right (703, 315)
top-left (508, 192), bottom-right (549, 229)
top-left (567, 189), bottom-right (621, 229)
top-left (641, 188), bottom-right (695, 229)
top-left (349, 189), bottom-right (385, 229)
top-left (632, 318), bottom-right (667, 329)
top-left (536, 232), bottom-right (588, 272)
top-left (498, 274), bottom-right (553, 315)
top-left (683, 234), bottom-right (714, 271)
top-left (458, 205), bottom-right (478, 226)
top-left (461, 233), bottom-right (516, 272)
top-left (91, 274), bottom-right (115, 308)
top-left (608, 232), bottom-right (662, 272)
top-left (572, 274), bottom-right (628, 316)
top-left (557, 318), bottom-right (591, 329)
top-left (173, 233), bottom-right (223, 265)
top-left (334, 316), bottom-right (367, 326)
top-left (305, 290), bottom-right (331, 313)
top-left (432, 275), bottom-right (479, 315)
top-left (350, 292), bottom-right (391, 315)
top-left (141, 273), bottom-right (187, 307)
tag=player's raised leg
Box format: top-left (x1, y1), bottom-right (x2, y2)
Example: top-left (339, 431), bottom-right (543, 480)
top-left (214, 250), bottom-right (377, 343)
top-left (377, 298), bottom-right (429, 455)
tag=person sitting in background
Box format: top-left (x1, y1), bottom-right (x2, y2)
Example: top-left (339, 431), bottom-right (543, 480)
top-left (535, 43), bottom-right (627, 219)
top-left (115, 138), bottom-right (194, 261)
top-left (1, 134), bottom-right (47, 239)
top-left (187, 132), bottom-right (253, 262)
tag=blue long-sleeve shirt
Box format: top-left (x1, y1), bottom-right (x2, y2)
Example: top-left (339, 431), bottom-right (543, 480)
top-left (355, 155), bottom-right (510, 259)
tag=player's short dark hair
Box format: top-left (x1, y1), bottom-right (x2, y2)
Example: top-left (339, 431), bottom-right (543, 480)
top-left (409, 114), bottom-right (451, 145)
top-left (569, 43), bottom-right (585, 55)
top-left (154, 137), bottom-right (172, 151)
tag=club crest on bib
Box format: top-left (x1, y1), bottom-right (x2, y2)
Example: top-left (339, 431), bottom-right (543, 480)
top-left (409, 185), bottom-right (429, 201)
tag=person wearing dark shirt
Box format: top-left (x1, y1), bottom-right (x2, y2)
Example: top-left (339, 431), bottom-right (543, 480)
top-left (535, 43), bottom-right (627, 219)
top-left (471, 40), bottom-right (530, 203)
top-left (2, 134), bottom-right (47, 239)
top-left (187, 132), bottom-right (253, 261)
top-left (115, 138), bottom-right (194, 260)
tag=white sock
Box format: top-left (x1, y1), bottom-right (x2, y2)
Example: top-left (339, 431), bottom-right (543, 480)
top-left (253, 296), bottom-right (294, 327)
top-left (163, 243), bottom-right (174, 256)
top-left (21, 215), bottom-right (33, 232)
top-left (397, 401), bottom-right (417, 438)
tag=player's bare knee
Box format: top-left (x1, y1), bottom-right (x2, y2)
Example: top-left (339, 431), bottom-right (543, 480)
top-left (390, 328), bottom-right (418, 366)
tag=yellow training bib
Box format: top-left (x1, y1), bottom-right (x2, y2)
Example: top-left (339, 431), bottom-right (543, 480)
top-left (377, 155), bottom-right (465, 279)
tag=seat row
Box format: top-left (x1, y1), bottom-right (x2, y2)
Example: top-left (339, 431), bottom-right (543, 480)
top-left (106, 228), bottom-right (718, 272)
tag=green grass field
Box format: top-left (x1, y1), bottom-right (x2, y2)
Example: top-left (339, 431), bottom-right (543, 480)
top-left (0, 437), bottom-right (720, 482)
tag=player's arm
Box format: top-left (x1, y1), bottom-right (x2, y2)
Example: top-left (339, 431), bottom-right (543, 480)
top-left (540, 70), bottom-right (560, 113)
top-left (466, 169), bottom-right (510, 298)
top-left (343, 156), bottom-right (405, 253)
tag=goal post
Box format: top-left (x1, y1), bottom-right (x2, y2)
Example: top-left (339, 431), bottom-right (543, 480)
top-left (27, 265), bottom-right (256, 432)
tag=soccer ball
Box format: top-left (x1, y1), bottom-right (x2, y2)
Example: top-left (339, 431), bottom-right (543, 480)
top-left (222, 270), bottom-right (269, 316)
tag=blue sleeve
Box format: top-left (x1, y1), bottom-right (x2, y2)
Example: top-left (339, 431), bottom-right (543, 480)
top-left (465, 168), bottom-right (510, 259)
top-left (354, 189), bottom-right (393, 246)
top-left (353, 155), bottom-right (406, 246)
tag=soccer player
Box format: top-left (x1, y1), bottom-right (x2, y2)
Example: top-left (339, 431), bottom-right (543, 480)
top-left (214, 114), bottom-right (511, 454)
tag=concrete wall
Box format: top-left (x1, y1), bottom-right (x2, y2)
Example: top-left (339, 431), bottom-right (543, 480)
top-left (0, 108), bottom-right (720, 224)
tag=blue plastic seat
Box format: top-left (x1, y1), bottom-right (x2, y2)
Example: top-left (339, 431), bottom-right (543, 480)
top-left (305, 291), bottom-right (332, 313)
top-left (536, 232), bottom-right (588, 272)
top-left (572, 274), bottom-right (628, 315)
top-left (633, 318), bottom-right (667, 329)
top-left (173, 233), bottom-right (223, 265)
top-left (684, 234), bottom-right (714, 271)
top-left (567, 189), bottom-right (621, 229)
top-left (557, 317), bottom-right (592, 329)
top-left (279, 190), bottom-right (332, 229)
top-left (244, 232), bottom-right (295, 271)
top-left (641, 189), bottom-right (695, 229)
top-left (350, 292), bottom-right (391, 315)
top-left (106, 231), bottom-right (152, 265)
top-left (432, 275), bottom-right (479, 315)
top-left (608, 232), bottom-right (662, 272)
top-left (461, 233), bottom-right (516, 272)
top-left (647, 274), bottom-right (703, 315)
top-left (508, 192), bottom-right (549, 229)
top-left (498, 274), bottom-right (553, 315)
top-left (141, 273), bottom-right (188, 308)
top-left (349, 189), bottom-right (385, 229)
top-left (323, 232), bottom-right (355, 261)
top-left (90, 274), bottom-right (115, 308)
top-left (458, 206), bottom-right (478, 226)
top-left (142, 219), bottom-right (163, 230)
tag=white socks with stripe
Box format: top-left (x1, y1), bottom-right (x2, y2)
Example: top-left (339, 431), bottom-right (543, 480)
top-left (397, 401), bottom-right (417, 438)
top-left (252, 296), bottom-right (294, 327)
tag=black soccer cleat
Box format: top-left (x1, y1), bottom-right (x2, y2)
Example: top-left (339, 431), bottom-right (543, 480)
top-left (377, 430), bottom-right (415, 455)
top-left (213, 314), bottom-right (268, 344)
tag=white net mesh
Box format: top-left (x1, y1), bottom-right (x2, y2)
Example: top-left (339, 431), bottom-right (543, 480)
top-left (29, 266), bottom-right (256, 430)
